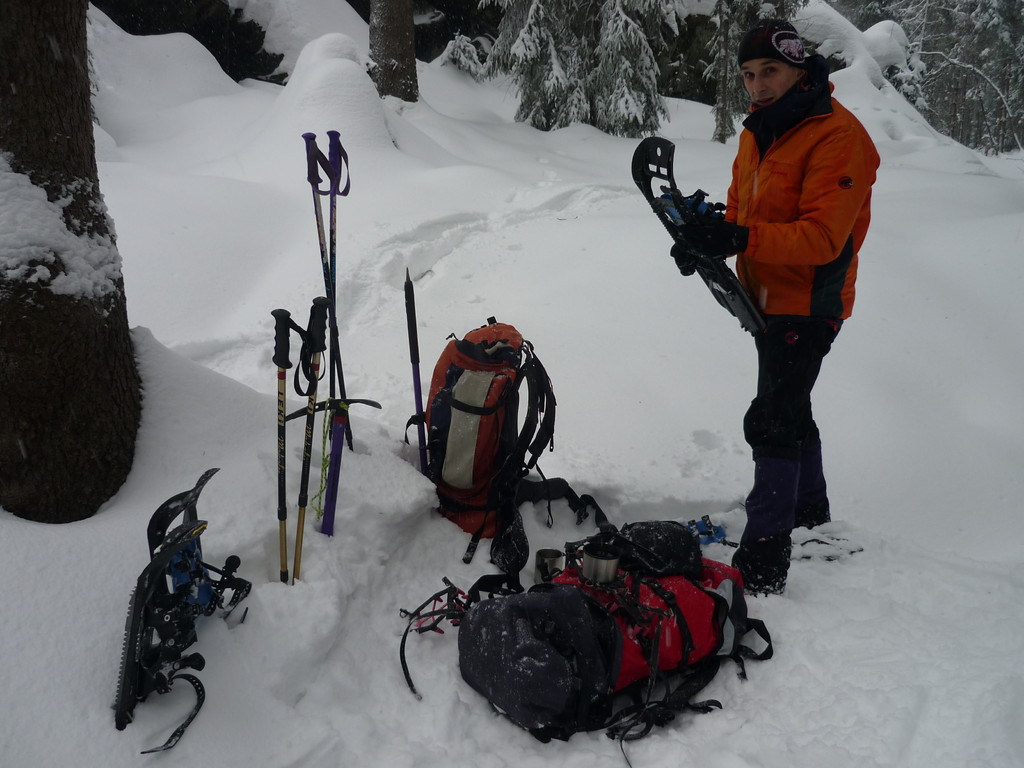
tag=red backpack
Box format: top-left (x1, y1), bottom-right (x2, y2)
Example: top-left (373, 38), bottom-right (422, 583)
top-left (422, 319), bottom-right (604, 579)
top-left (554, 556), bottom-right (760, 692)
top-left (425, 320), bottom-right (545, 534)
top-left (409, 522), bottom-right (773, 744)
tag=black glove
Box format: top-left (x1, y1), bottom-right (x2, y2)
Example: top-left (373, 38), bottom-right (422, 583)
top-left (670, 242), bottom-right (698, 276)
top-left (678, 219), bottom-right (749, 258)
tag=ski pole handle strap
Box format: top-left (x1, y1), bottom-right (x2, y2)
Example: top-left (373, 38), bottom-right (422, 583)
top-left (292, 297), bottom-right (330, 396)
top-left (302, 132), bottom-right (340, 192)
top-left (327, 130), bottom-right (352, 197)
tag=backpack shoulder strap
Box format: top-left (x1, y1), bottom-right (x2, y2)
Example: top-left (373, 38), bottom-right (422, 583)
top-left (519, 343), bottom-right (556, 468)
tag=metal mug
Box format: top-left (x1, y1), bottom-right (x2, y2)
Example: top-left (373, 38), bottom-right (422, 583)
top-left (581, 542), bottom-right (620, 584)
top-left (534, 548), bottom-right (564, 584)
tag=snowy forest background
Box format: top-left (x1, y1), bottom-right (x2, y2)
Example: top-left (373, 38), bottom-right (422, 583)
top-left (92, 0), bottom-right (1024, 154)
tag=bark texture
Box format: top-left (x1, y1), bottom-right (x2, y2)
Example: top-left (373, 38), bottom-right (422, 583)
top-left (0, 0), bottom-right (142, 523)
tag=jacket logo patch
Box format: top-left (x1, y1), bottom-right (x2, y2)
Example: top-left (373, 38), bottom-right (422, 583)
top-left (839, 176), bottom-right (855, 189)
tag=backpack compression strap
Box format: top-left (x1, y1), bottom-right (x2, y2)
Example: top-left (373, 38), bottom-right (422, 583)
top-left (516, 474), bottom-right (611, 530)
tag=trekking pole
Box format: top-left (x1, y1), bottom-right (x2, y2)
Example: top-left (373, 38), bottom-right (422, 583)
top-left (326, 130), bottom-right (340, 399)
top-left (302, 132), bottom-right (353, 448)
top-left (272, 308), bottom-right (296, 583)
top-left (404, 269), bottom-right (429, 475)
top-left (323, 131), bottom-right (357, 493)
top-left (292, 296), bottom-right (329, 584)
top-left (326, 131), bottom-right (351, 398)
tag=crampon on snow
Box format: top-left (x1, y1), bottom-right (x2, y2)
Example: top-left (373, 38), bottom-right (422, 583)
top-left (113, 468), bottom-right (251, 753)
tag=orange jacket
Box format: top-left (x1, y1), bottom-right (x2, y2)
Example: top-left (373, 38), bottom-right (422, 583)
top-left (726, 85), bottom-right (879, 318)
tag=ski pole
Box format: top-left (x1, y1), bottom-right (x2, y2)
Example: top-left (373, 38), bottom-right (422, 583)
top-left (320, 131), bottom-right (358, 530)
top-left (272, 308), bottom-right (295, 583)
top-left (404, 269), bottom-right (429, 475)
top-left (292, 296), bottom-right (329, 584)
top-left (326, 130), bottom-right (351, 387)
top-left (327, 131), bottom-right (340, 399)
top-left (302, 132), bottom-right (352, 448)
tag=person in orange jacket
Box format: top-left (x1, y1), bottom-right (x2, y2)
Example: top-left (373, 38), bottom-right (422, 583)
top-left (673, 19), bottom-right (879, 594)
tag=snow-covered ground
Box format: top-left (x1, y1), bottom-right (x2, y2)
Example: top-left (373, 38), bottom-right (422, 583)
top-left (2, 2), bottom-right (1024, 766)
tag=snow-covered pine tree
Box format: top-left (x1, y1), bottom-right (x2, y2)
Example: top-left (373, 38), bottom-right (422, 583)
top-left (442, 35), bottom-right (488, 79)
top-left (944, 0), bottom-right (1022, 152)
top-left (875, 0), bottom-right (1022, 152)
top-left (592, 0), bottom-right (668, 135)
top-left (1014, 5), bottom-right (1024, 150)
top-left (484, 0), bottom-right (684, 136)
top-left (484, 0), bottom-right (578, 130)
top-left (825, 0), bottom-right (895, 29)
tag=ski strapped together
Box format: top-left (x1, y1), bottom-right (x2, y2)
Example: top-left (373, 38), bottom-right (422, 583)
top-left (114, 468), bottom-right (251, 753)
top-left (631, 136), bottom-right (766, 335)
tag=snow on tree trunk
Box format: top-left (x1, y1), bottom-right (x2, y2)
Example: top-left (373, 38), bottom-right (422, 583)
top-left (0, 0), bottom-right (141, 523)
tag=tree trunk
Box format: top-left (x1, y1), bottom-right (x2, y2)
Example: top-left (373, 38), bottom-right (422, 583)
top-left (0, 0), bottom-right (141, 523)
top-left (711, 6), bottom-right (737, 144)
top-left (369, 0), bottom-right (419, 102)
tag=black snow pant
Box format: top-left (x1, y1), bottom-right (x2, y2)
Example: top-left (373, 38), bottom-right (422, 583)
top-left (741, 317), bottom-right (840, 542)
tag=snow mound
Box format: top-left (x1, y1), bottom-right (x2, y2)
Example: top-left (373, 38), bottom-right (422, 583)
top-left (224, 33), bottom-right (396, 185)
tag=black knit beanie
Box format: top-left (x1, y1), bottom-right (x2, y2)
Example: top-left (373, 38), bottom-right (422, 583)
top-left (737, 19), bottom-right (807, 68)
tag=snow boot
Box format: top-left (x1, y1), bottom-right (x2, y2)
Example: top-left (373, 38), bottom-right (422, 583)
top-left (732, 533), bottom-right (792, 595)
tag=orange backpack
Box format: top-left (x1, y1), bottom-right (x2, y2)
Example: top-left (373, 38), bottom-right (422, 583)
top-left (425, 319), bottom-right (554, 556)
top-left (419, 318), bottom-right (607, 583)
